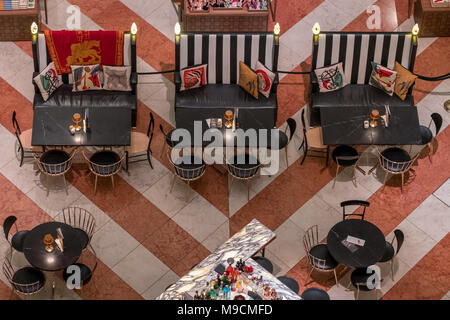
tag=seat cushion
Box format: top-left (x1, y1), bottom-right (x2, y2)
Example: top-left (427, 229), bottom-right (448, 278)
top-left (267, 129), bottom-right (289, 150)
top-left (306, 127), bottom-right (326, 149)
top-left (89, 151), bottom-right (121, 175)
top-left (173, 155), bottom-right (205, 180)
top-left (309, 244), bottom-right (338, 270)
top-left (378, 241), bottom-right (395, 263)
top-left (277, 276), bottom-right (300, 294)
top-left (40, 150), bottom-right (70, 174)
top-left (227, 154), bottom-right (259, 179)
top-left (301, 287), bottom-right (330, 300)
top-left (332, 145), bottom-right (358, 167)
top-left (253, 256), bottom-right (274, 274)
top-left (126, 132), bottom-right (149, 154)
top-left (34, 84), bottom-right (136, 110)
top-left (62, 263), bottom-right (93, 286)
top-left (19, 129), bottom-right (33, 149)
top-left (12, 267), bottom-right (45, 294)
top-left (11, 230), bottom-right (29, 252)
top-left (351, 267), bottom-right (376, 291)
top-left (73, 228), bottom-right (90, 250)
top-left (380, 147), bottom-right (411, 172)
top-left (419, 125), bottom-right (433, 145)
top-left (311, 84), bottom-right (414, 109)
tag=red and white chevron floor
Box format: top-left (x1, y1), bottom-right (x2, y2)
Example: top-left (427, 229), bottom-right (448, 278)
top-left (0, 0), bottom-right (449, 300)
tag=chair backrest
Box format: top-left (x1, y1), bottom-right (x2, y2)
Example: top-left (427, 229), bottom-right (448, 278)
top-left (226, 154), bottom-right (260, 179)
top-left (35, 150), bottom-right (76, 176)
top-left (341, 200), bottom-right (370, 221)
top-left (146, 112), bottom-right (155, 151)
top-left (168, 153), bottom-right (206, 181)
top-left (12, 111), bottom-right (21, 135)
top-left (2, 258), bottom-right (43, 295)
top-left (3, 216), bottom-right (17, 242)
top-left (392, 229), bottom-right (405, 256)
top-left (84, 150), bottom-right (124, 177)
top-left (59, 207), bottom-right (96, 241)
top-left (312, 32), bottom-right (417, 85)
top-left (430, 113), bottom-right (443, 136)
top-left (285, 118), bottom-right (297, 141)
top-left (159, 124), bottom-right (167, 138)
top-left (176, 32), bottom-right (278, 84)
top-left (303, 225), bottom-right (329, 270)
top-left (379, 148), bottom-right (418, 173)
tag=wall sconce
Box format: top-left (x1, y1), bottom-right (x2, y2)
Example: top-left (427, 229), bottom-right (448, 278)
top-left (273, 22), bottom-right (280, 36)
top-left (175, 22), bottom-right (181, 44)
top-left (312, 22), bottom-right (320, 43)
top-left (130, 22), bottom-right (137, 44)
top-left (31, 22), bottom-right (38, 42)
top-left (412, 23), bottom-right (419, 43)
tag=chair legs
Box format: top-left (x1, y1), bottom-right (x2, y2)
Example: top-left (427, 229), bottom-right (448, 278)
top-left (170, 175), bottom-right (176, 193)
top-left (94, 175), bottom-right (98, 195)
top-left (111, 175), bottom-right (115, 192)
top-left (390, 259), bottom-right (395, 281)
top-left (333, 165), bottom-right (340, 188)
top-left (63, 175), bottom-right (68, 195)
top-left (285, 146), bottom-right (289, 168)
top-left (333, 268), bottom-right (339, 287)
top-left (247, 179), bottom-right (250, 201)
top-left (401, 173), bottom-right (404, 193)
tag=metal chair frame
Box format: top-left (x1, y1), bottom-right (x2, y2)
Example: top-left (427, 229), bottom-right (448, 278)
top-left (422, 113), bottom-right (443, 163)
top-left (3, 216), bottom-right (24, 260)
top-left (333, 154), bottom-right (366, 188)
top-left (12, 111), bottom-right (34, 167)
top-left (126, 112), bottom-right (155, 171)
top-left (34, 148), bottom-right (77, 196)
top-left (303, 225), bottom-right (339, 287)
top-left (160, 125), bottom-right (175, 157)
top-left (340, 200), bottom-right (370, 221)
top-left (2, 257), bottom-right (45, 298)
top-left (282, 118), bottom-right (297, 167)
top-left (83, 150), bottom-right (125, 195)
top-left (57, 207), bottom-right (96, 250)
top-left (167, 151), bottom-right (206, 194)
top-left (299, 109), bottom-right (329, 166)
top-left (384, 229), bottom-right (404, 281)
top-left (226, 156), bottom-right (261, 201)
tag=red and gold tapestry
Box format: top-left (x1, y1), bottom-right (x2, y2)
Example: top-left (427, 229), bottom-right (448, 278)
top-left (44, 30), bottom-right (124, 74)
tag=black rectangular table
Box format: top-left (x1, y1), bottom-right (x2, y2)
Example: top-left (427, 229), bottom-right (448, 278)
top-left (32, 107), bottom-right (131, 146)
top-left (320, 106), bottom-right (422, 145)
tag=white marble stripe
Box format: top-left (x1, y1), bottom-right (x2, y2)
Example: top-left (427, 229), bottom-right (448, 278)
top-left (373, 34), bottom-right (384, 64)
top-left (179, 35), bottom-right (188, 70)
top-left (265, 35), bottom-right (274, 71)
top-left (236, 35), bottom-right (245, 83)
top-left (331, 34), bottom-right (341, 65)
top-left (386, 34), bottom-right (398, 70)
top-left (123, 33), bottom-right (131, 66)
top-left (222, 34), bottom-right (231, 84)
top-left (344, 34), bottom-right (355, 85)
top-left (208, 35), bottom-right (217, 84)
top-left (401, 35), bottom-right (412, 69)
top-left (194, 34), bottom-right (203, 66)
top-left (315, 34), bottom-right (326, 68)
top-left (250, 34), bottom-right (260, 69)
top-left (357, 34), bottom-right (370, 84)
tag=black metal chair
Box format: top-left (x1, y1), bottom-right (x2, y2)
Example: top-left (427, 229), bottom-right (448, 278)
top-left (226, 154), bottom-right (261, 201)
top-left (331, 145), bottom-right (366, 188)
top-left (3, 256), bottom-right (45, 297)
top-left (419, 112), bottom-right (443, 163)
top-left (378, 229), bottom-right (404, 281)
top-left (159, 124), bottom-right (177, 157)
top-left (273, 117), bottom-right (296, 167)
top-left (299, 109), bottom-right (329, 166)
top-left (350, 267), bottom-right (381, 300)
top-left (56, 207), bottom-right (96, 251)
top-left (252, 256), bottom-right (274, 274)
top-left (277, 276), bottom-right (300, 294)
top-left (62, 244), bottom-right (98, 291)
top-left (125, 112), bottom-right (155, 171)
top-left (303, 225), bottom-right (339, 287)
top-left (12, 111), bottom-right (35, 167)
top-left (301, 287), bottom-right (330, 300)
top-left (3, 216), bottom-right (28, 258)
top-left (340, 200), bottom-right (370, 221)
top-left (83, 150), bottom-right (125, 195)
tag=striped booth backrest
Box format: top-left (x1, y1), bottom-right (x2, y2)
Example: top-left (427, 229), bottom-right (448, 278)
top-left (312, 32), bottom-right (417, 85)
top-left (33, 32), bottom-right (134, 84)
top-left (177, 33), bottom-right (278, 84)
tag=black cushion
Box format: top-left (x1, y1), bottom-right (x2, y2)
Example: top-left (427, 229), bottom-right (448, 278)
top-left (301, 287), bottom-right (330, 300)
top-left (166, 129), bottom-right (177, 147)
top-left (11, 230), bottom-right (29, 252)
top-left (73, 228), bottom-right (89, 250)
top-left (90, 151), bottom-right (121, 175)
top-left (227, 154), bottom-right (259, 179)
top-left (378, 241), bottom-right (395, 263)
top-left (40, 150), bottom-right (70, 174)
top-left (62, 263), bottom-right (93, 286)
top-left (12, 267), bottom-right (45, 294)
top-left (380, 147), bottom-right (411, 172)
top-left (332, 145), bottom-right (358, 167)
top-left (173, 155), bottom-right (205, 180)
top-left (267, 130), bottom-right (289, 150)
top-left (419, 125), bottom-right (433, 145)
top-left (309, 244), bottom-right (338, 270)
top-left (277, 276), bottom-right (300, 294)
top-left (351, 268), bottom-right (377, 291)
top-left (34, 84), bottom-right (136, 110)
top-left (311, 84), bottom-right (414, 109)
top-left (252, 256), bottom-right (274, 274)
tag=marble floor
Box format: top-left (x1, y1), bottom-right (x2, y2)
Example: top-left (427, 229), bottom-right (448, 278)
top-left (0, 0), bottom-right (449, 300)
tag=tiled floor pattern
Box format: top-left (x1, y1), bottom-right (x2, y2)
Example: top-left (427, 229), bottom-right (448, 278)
top-left (0, 0), bottom-right (448, 299)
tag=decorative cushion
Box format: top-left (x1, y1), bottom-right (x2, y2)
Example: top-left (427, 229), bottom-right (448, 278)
top-left (71, 64), bottom-right (102, 92)
top-left (103, 65), bottom-right (131, 91)
top-left (180, 64), bottom-right (207, 91)
top-left (369, 62), bottom-right (397, 96)
top-left (33, 62), bottom-right (63, 101)
top-left (314, 62), bottom-right (348, 93)
top-left (255, 60), bottom-right (275, 98)
top-left (238, 61), bottom-right (259, 99)
top-left (393, 62), bottom-right (417, 101)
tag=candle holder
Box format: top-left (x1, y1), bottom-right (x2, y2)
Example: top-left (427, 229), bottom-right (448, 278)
top-left (43, 234), bottom-right (54, 253)
top-left (224, 110), bottom-right (234, 129)
top-left (72, 113), bottom-right (82, 132)
top-left (370, 109), bottom-right (380, 128)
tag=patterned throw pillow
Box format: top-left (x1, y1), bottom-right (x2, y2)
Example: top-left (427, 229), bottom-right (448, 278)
top-left (103, 66), bottom-right (131, 91)
top-left (369, 62), bottom-right (397, 96)
top-left (393, 62), bottom-right (417, 101)
top-left (180, 64), bottom-right (207, 91)
top-left (33, 62), bottom-right (63, 101)
top-left (255, 61), bottom-right (275, 98)
top-left (238, 61), bottom-right (258, 99)
top-left (314, 62), bottom-right (347, 93)
top-left (71, 64), bottom-right (102, 92)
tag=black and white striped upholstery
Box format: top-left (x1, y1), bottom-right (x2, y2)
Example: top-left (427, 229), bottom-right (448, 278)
top-left (33, 32), bottom-right (134, 84)
top-left (312, 32), bottom-right (416, 85)
top-left (177, 33), bottom-right (277, 84)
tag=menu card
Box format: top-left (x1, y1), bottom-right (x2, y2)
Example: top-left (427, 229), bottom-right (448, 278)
top-left (206, 118), bottom-right (223, 128)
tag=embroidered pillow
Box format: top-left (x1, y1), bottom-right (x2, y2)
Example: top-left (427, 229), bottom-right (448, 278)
top-left (103, 66), bottom-right (131, 91)
top-left (393, 62), bottom-right (417, 101)
top-left (369, 62), bottom-right (397, 96)
top-left (33, 62), bottom-right (63, 101)
top-left (255, 61), bottom-right (275, 98)
top-left (71, 64), bottom-right (102, 92)
top-left (180, 64), bottom-right (207, 91)
top-left (314, 62), bottom-right (347, 93)
top-left (238, 61), bottom-right (259, 99)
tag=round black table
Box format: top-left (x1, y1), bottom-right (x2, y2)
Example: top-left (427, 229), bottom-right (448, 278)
top-left (327, 220), bottom-right (386, 268)
top-left (23, 222), bottom-right (85, 272)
